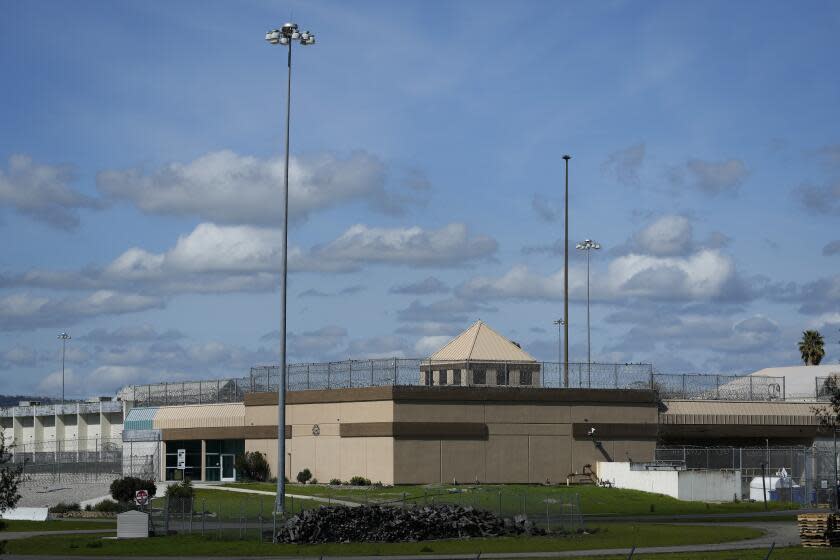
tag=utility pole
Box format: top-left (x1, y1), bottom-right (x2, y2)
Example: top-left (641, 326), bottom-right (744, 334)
top-left (553, 319), bottom-right (564, 379)
top-left (57, 331), bottom-right (71, 405)
top-left (265, 21), bottom-right (316, 520)
top-left (562, 154), bottom-right (570, 388)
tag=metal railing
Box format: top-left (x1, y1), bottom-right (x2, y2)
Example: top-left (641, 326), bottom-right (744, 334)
top-left (123, 359), bottom-right (792, 407)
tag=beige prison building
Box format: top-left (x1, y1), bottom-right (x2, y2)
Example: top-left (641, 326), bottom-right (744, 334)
top-left (121, 321), bottom-right (836, 484)
top-left (133, 322), bottom-right (656, 484)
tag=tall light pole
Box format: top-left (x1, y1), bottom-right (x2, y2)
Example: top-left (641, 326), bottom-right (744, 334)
top-left (57, 331), bottom-right (71, 405)
top-left (265, 22), bottom-right (315, 518)
top-left (553, 319), bottom-right (564, 385)
top-left (562, 155), bottom-right (571, 388)
top-left (575, 239), bottom-right (600, 386)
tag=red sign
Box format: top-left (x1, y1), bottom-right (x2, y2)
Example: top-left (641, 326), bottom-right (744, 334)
top-left (135, 489), bottom-right (150, 506)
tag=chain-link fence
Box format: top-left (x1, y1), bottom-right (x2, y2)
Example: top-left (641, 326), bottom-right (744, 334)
top-left (816, 375), bottom-right (840, 400)
top-left (653, 373), bottom-right (785, 401)
top-left (125, 359), bottom-right (790, 407)
top-left (655, 445), bottom-right (839, 506)
top-left (146, 488), bottom-right (583, 541)
top-left (8, 437), bottom-right (123, 483)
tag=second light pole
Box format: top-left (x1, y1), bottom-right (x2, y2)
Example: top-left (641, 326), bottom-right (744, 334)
top-left (265, 21), bottom-right (316, 518)
top-left (575, 239), bottom-right (600, 386)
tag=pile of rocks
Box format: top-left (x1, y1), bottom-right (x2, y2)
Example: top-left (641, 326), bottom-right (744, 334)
top-left (276, 504), bottom-right (544, 544)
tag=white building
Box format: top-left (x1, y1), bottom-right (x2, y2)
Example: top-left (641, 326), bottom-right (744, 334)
top-left (0, 398), bottom-right (124, 456)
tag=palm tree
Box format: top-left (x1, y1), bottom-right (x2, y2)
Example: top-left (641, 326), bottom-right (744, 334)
top-left (799, 330), bottom-right (825, 365)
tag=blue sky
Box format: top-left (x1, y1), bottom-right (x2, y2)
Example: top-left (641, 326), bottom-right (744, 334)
top-left (1, 0), bottom-right (839, 397)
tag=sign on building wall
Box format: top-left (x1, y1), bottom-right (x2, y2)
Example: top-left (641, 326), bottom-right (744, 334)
top-left (177, 449), bottom-right (186, 470)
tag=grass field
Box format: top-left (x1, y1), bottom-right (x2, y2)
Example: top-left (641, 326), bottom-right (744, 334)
top-left (152, 488), bottom-right (323, 520)
top-left (227, 482), bottom-right (798, 517)
top-left (2, 522), bottom-right (763, 556)
top-left (0, 519), bottom-right (116, 532)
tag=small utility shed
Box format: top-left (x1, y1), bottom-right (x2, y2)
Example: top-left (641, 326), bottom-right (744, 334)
top-left (420, 321), bottom-right (541, 387)
top-left (117, 510), bottom-right (149, 538)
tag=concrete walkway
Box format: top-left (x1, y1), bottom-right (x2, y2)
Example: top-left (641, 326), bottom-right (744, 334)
top-left (192, 483), bottom-right (361, 507)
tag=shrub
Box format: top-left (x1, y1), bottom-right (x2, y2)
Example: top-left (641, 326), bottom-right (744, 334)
top-left (329, 478), bottom-right (342, 486)
top-left (109, 477), bottom-right (157, 504)
top-left (49, 502), bottom-right (80, 514)
top-left (310, 478), bottom-right (318, 484)
top-left (296, 468), bottom-right (312, 484)
top-left (235, 451), bottom-right (270, 482)
top-left (93, 499), bottom-right (130, 513)
top-left (349, 476), bottom-right (371, 486)
top-left (165, 479), bottom-right (195, 500)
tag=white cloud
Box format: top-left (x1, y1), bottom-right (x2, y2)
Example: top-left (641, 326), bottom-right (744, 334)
top-left (633, 215), bottom-right (693, 256)
top-left (414, 336), bottom-right (451, 356)
top-left (607, 249), bottom-right (739, 301)
top-left (313, 223), bottom-right (497, 268)
top-left (97, 150), bottom-right (426, 225)
top-left (0, 155), bottom-right (101, 230)
top-left (37, 368), bottom-right (81, 393)
top-left (2, 222), bottom-right (497, 297)
top-left (0, 291), bottom-right (163, 331)
top-left (457, 249), bottom-right (742, 304)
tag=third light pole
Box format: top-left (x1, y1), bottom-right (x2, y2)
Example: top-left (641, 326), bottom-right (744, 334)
top-left (576, 239), bottom-right (600, 387)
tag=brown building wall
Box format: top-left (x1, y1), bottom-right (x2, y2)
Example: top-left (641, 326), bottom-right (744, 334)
top-left (157, 387), bottom-right (659, 484)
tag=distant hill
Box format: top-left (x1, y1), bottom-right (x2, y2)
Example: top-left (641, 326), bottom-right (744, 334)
top-left (0, 395), bottom-right (57, 407)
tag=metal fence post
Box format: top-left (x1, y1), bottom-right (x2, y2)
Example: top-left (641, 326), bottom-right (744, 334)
top-left (164, 496), bottom-right (169, 535)
top-left (327, 362), bottom-right (331, 389)
top-left (349, 361), bottom-right (353, 388)
top-left (165, 382), bottom-right (169, 406)
top-left (749, 377), bottom-right (754, 400)
top-left (715, 375), bottom-right (720, 400)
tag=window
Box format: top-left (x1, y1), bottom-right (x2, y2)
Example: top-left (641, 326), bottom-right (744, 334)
top-left (423, 371), bottom-right (432, 386)
top-left (472, 370), bottom-right (486, 385)
top-left (165, 440), bottom-right (201, 481)
top-left (453, 370), bottom-right (462, 385)
top-left (520, 371), bottom-right (533, 385)
top-left (437, 370), bottom-right (447, 385)
top-left (496, 370), bottom-right (508, 385)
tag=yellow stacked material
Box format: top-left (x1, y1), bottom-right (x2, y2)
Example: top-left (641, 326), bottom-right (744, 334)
top-left (798, 513), bottom-right (840, 547)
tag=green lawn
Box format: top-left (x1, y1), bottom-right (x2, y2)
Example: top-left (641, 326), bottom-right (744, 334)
top-left (0, 519), bottom-right (116, 532)
top-left (152, 488), bottom-right (322, 521)
top-left (226, 482), bottom-right (799, 517)
top-left (2, 522), bottom-right (763, 556)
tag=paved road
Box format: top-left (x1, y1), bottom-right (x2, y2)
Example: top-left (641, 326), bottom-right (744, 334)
top-left (0, 528), bottom-right (115, 541)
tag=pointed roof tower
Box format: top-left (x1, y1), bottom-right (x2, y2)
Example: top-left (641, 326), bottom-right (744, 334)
top-left (430, 320), bottom-right (536, 362)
